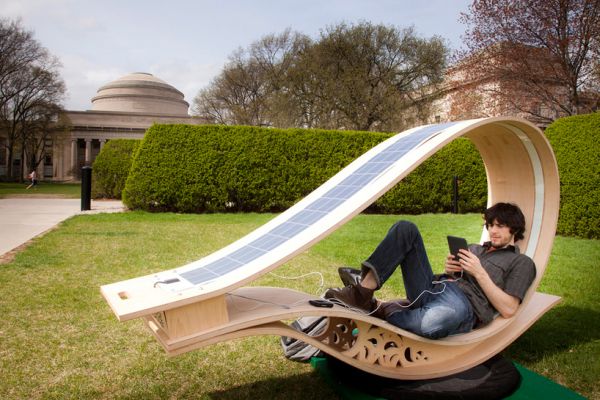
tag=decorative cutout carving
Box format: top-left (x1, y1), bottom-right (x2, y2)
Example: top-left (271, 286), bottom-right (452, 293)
top-left (314, 317), bottom-right (357, 351)
top-left (317, 319), bottom-right (430, 369)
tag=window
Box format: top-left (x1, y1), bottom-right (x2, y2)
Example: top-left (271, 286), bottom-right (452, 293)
top-left (0, 138), bottom-right (6, 165)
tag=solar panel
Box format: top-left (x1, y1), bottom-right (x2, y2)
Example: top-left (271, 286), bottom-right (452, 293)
top-left (287, 210), bottom-right (327, 225)
top-left (181, 266), bottom-right (221, 284)
top-left (337, 173), bottom-right (378, 187)
top-left (322, 185), bottom-right (361, 200)
top-left (178, 121), bottom-right (460, 286)
top-left (269, 221), bottom-right (310, 238)
top-left (247, 234), bottom-right (288, 251)
top-left (306, 197), bottom-right (344, 212)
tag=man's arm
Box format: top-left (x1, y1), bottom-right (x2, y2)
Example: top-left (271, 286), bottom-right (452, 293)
top-left (445, 251), bottom-right (520, 318)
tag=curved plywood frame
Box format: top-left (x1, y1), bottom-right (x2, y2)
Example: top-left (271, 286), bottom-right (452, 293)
top-left (102, 117), bottom-right (560, 379)
top-left (143, 286), bottom-right (560, 379)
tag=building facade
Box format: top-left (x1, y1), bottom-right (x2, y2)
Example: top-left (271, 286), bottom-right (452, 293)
top-left (1, 72), bottom-right (203, 181)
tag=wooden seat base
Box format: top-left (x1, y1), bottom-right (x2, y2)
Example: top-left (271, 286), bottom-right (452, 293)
top-left (142, 286), bottom-right (560, 379)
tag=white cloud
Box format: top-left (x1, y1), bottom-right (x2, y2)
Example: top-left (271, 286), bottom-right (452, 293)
top-left (3, 0), bottom-right (471, 112)
top-left (59, 54), bottom-right (125, 110)
top-left (59, 56), bottom-right (222, 111)
top-left (0, 0), bottom-right (73, 22)
top-left (72, 16), bottom-right (102, 31)
top-left (0, 0), bottom-right (55, 18)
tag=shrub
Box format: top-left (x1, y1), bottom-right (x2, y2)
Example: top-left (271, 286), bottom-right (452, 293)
top-left (123, 125), bottom-right (385, 212)
top-left (123, 124), bottom-right (487, 214)
top-left (545, 113), bottom-right (600, 239)
top-left (375, 138), bottom-right (486, 214)
top-left (92, 139), bottom-right (141, 199)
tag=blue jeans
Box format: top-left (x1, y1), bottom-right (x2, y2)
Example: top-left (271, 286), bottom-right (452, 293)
top-left (362, 221), bottom-right (475, 339)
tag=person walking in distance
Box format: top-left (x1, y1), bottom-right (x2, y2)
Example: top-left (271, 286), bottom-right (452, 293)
top-left (26, 170), bottom-right (37, 189)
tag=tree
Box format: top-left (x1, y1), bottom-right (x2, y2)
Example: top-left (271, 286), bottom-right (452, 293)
top-left (0, 18), bottom-right (66, 180)
top-left (0, 19), bottom-right (45, 101)
top-left (311, 23), bottom-right (448, 131)
top-left (193, 29), bottom-right (310, 127)
top-left (249, 30), bottom-right (314, 128)
top-left (197, 53), bottom-right (270, 126)
top-left (460, 0), bottom-right (600, 124)
top-left (193, 22), bottom-right (449, 132)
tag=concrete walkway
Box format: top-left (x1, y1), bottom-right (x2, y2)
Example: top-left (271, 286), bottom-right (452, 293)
top-left (0, 198), bottom-right (126, 256)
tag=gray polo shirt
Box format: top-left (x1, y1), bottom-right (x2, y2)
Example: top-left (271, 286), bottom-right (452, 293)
top-left (456, 242), bottom-right (536, 327)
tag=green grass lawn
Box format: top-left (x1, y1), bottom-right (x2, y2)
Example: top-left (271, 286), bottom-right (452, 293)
top-left (0, 212), bottom-right (598, 399)
top-left (0, 182), bottom-right (80, 198)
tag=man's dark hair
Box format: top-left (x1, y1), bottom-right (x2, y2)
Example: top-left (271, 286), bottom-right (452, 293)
top-left (484, 202), bottom-right (526, 242)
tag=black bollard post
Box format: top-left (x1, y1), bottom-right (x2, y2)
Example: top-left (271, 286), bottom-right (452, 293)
top-left (81, 166), bottom-right (92, 211)
top-left (452, 175), bottom-right (459, 214)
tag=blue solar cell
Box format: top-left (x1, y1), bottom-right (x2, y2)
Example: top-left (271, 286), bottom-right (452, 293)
top-left (205, 257), bottom-right (243, 276)
top-left (269, 221), bottom-right (308, 238)
top-left (389, 141), bottom-right (418, 152)
top-left (228, 246), bottom-right (267, 263)
top-left (339, 173), bottom-right (377, 187)
top-left (248, 234), bottom-right (288, 251)
top-left (287, 210), bottom-right (328, 225)
top-left (322, 185), bottom-right (361, 200)
top-left (306, 197), bottom-right (344, 212)
top-left (178, 121), bottom-right (462, 286)
top-left (180, 267), bottom-right (220, 285)
top-left (356, 162), bottom-right (391, 174)
top-left (369, 151), bottom-right (405, 163)
top-left (408, 122), bottom-right (457, 140)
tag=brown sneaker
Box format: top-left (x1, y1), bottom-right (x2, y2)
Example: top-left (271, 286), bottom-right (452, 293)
top-left (324, 284), bottom-right (376, 312)
top-left (338, 267), bottom-right (362, 286)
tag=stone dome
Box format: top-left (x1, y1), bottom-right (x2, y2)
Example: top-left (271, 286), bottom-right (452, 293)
top-left (91, 72), bottom-right (189, 116)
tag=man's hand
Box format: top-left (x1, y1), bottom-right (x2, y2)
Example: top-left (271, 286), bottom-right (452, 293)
top-left (445, 249), bottom-right (483, 276)
top-left (447, 249), bottom-right (520, 318)
top-left (444, 254), bottom-right (463, 275)
top-left (455, 249), bottom-right (487, 280)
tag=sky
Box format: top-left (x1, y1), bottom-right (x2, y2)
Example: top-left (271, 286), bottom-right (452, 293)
top-left (1, 0), bottom-right (472, 112)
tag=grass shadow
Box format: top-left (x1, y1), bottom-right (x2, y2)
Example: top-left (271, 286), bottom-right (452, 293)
top-left (208, 371), bottom-right (340, 400)
top-left (505, 305), bottom-right (600, 362)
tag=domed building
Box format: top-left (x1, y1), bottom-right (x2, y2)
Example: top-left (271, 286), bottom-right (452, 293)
top-left (91, 72), bottom-right (190, 116)
top-left (46, 72), bottom-right (203, 180)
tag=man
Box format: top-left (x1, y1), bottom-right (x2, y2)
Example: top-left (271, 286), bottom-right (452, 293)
top-left (325, 202), bottom-right (536, 339)
top-left (26, 170), bottom-right (37, 189)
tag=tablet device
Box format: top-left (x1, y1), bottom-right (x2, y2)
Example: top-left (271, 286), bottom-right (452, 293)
top-left (447, 235), bottom-right (468, 261)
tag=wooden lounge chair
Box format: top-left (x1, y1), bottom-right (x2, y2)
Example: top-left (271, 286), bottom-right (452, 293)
top-left (101, 116), bottom-right (561, 379)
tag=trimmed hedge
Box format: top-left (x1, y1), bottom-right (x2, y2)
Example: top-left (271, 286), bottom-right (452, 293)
top-left (123, 124), bottom-right (487, 214)
top-left (545, 113), bottom-right (600, 239)
top-left (92, 139), bottom-right (141, 199)
top-left (376, 138), bottom-right (487, 214)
